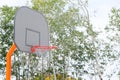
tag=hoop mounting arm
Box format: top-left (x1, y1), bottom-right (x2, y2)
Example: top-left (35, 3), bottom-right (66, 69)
top-left (6, 43), bottom-right (17, 80)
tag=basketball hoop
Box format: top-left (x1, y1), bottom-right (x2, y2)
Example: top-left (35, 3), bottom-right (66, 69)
top-left (31, 45), bottom-right (57, 57)
top-left (6, 7), bottom-right (58, 80)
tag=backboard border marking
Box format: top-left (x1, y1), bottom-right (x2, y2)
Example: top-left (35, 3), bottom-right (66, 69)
top-left (25, 28), bottom-right (40, 47)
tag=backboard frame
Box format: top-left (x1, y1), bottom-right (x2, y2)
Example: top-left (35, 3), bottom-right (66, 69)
top-left (14, 6), bottom-right (49, 53)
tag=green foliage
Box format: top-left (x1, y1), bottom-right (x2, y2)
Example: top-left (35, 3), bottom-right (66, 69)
top-left (0, 6), bottom-right (17, 71)
top-left (0, 0), bottom-right (99, 79)
top-left (102, 7), bottom-right (120, 79)
top-left (109, 8), bottom-right (120, 31)
top-left (32, 0), bottom-right (96, 78)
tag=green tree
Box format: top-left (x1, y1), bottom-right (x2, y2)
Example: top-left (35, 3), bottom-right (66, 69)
top-left (0, 0), bottom-right (111, 80)
top-left (32, 0), bottom-right (96, 79)
top-left (0, 6), bottom-right (17, 77)
top-left (105, 8), bottom-right (120, 79)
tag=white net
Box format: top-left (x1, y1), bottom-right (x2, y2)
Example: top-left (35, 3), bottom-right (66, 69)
top-left (34, 48), bottom-right (48, 57)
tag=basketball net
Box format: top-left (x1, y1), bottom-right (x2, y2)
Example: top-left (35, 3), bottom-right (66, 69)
top-left (31, 45), bottom-right (57, 57)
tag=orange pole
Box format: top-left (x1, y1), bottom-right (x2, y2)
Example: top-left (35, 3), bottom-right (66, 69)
top-left (6, 43), bottom-right (17, 80)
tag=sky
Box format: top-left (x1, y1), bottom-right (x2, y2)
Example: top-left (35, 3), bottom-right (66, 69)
top-left (0, 0), bottom-right (30, 7)
top-left (0, 0), bottom-right (120, 80)
top-left (89, 0), bottom-right (120, 31)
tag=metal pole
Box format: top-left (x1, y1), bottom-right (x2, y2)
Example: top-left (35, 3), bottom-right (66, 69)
top-left (6, 43), bottom-right (17, 80)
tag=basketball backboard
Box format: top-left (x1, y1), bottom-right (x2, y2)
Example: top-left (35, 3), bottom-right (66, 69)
top-left (14, 6), bottom-right (49, 53)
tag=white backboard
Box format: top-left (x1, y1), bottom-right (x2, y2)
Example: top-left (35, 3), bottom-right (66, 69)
top-left (14, 6), bottom-right (49, 53)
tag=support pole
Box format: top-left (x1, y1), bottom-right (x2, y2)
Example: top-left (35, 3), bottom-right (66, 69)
top-left (6, 43), bottom-right (17, 80)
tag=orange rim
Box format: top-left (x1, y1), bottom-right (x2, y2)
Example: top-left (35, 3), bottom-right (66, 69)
top-left (31, 45), bottom-right (57, 53)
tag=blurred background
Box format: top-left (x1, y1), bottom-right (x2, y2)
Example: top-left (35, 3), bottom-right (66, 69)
top-left (0, 0), bottom-right (120, 80)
